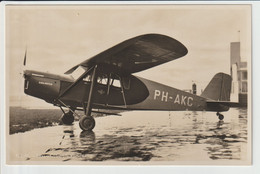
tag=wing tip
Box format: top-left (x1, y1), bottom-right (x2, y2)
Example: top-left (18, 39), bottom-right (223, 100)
top-left (139, 33), bottom-right (188, 57)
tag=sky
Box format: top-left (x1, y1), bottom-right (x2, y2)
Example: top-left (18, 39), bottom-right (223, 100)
top-left (5, 5), bottom-right (251, 108)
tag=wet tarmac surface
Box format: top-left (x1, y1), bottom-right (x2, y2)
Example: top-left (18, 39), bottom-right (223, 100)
top-left (8, 108), bottom-right (249, 164)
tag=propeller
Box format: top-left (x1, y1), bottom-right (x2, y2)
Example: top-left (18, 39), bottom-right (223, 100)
top-left (23, 49), bottom-right (27, 66)
top-left (20, 49), bottom-right (28, 78)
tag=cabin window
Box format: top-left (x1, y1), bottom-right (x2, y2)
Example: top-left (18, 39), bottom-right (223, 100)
top-left (111, 79), bottom-right (121, 88)
top-left (83, 75), bottom-right (91, 82)
top-left (97, 74), bottom-right (108, 85)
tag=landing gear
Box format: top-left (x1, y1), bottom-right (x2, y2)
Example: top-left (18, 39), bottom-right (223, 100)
top-left (57, 65), bottom-right (98, 131)
top-left (61, 111), bottom-right (74, 125)
top-left (216, 112), bottom-right (224, 120)
top-left (79, 116), bottom-right (96, 131)
top-left (79, 65), bottom-right (97, 131)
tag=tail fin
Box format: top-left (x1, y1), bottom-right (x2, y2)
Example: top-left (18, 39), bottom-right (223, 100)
top-left (201, 73), bottom-right (232, 101)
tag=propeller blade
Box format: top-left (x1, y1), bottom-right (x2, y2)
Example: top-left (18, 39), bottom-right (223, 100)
top-left (23, 49), bottom-right (27, 66)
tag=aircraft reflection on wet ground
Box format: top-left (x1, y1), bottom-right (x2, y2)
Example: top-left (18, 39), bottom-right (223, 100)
top-left (9, 108), bottom-right (249, 163)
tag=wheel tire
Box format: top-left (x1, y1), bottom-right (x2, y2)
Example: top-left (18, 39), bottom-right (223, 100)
top-left (79, 116), bottom-right (96, 131)
top-left (61, 113), bottom-right (74, 125)
top-left (218, 114), bottom-right (224, 120)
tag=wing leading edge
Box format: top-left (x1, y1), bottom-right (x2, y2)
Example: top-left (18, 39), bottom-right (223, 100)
top-left (65, 34), bottom-right (188, 74)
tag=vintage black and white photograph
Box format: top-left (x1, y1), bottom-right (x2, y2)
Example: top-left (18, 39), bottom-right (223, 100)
top-left (5, 4), bottom-right (251, 165)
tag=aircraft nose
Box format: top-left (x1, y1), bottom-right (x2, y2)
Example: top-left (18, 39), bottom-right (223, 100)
top-left (23, 72), bottom-right (27, 79)
top-left (23, 70), bottom-right (30, 79)
top-left (23, 70), bottom-right (31, 92)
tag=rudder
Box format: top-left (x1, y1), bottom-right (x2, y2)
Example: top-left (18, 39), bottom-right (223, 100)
top-left (201, 73), bottom-right (232, 101)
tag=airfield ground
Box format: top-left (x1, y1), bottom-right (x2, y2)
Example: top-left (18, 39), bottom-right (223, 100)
top-left (9, 107), bottom-right (119, 134)
top-left (7, 108), bottom-right (249, 164)
top-left (9, 107), bottom-right (63, 134)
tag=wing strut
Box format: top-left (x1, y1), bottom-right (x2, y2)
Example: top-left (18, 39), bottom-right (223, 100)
top-left (58, 66), bottom-right (94, 99)
top-left (105, 74), bottom-right (111, 106)
top-left (118, 76), bottom-right (127, 108)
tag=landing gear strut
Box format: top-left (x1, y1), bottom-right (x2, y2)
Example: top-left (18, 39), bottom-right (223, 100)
top-left (216, 112), bottom-right (224, 120)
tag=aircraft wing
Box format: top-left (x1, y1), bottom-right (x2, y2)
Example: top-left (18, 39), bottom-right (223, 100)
top-left (65, 34), bottom-right (188, 74)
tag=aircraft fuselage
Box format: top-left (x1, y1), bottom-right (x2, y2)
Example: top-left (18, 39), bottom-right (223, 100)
top-left (23, 70), bottom-right (229, 112)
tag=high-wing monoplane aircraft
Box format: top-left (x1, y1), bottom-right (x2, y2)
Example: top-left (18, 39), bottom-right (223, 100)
top-left (23, 34), bottom-right (236, 131)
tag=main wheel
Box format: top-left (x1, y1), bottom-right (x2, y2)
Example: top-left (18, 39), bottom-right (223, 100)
top-left (61, 112), bottom-right (74, 125)
top-left (79, 116), bottom-right (96, 131)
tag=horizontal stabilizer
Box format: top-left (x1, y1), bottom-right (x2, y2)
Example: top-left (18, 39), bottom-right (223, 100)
top-left (206, 101), bottom-right (240, 107)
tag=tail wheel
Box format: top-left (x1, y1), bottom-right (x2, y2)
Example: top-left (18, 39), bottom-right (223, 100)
top-left (61, 113), bottom-right (74, 125)
top-left (79, 116), bottom-right (96, 131)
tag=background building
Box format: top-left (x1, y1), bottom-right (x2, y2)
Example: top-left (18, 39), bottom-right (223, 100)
top-left (230, 42), bottom-right (248, 107)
